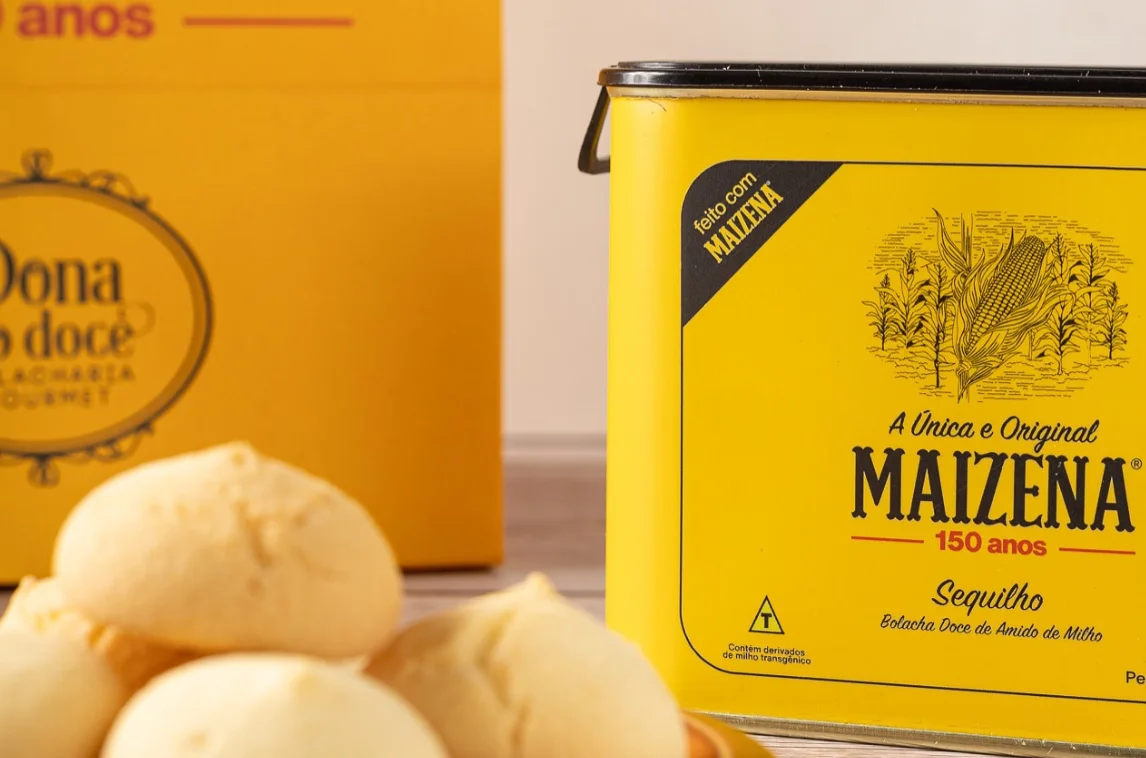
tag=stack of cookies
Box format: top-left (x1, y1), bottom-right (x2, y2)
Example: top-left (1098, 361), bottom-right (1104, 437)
top-left (0, 442), bottom-right (688, 758)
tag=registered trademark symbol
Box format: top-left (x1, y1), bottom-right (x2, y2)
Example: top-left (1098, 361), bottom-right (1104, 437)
top-left (1133, 459), bottom-right (1143, 471)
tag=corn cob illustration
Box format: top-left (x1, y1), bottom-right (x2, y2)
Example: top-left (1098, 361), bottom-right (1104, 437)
top-left (950, 230), bottom-right (1067, 401)
top-left (962, 235), bottom-right (1046, 348)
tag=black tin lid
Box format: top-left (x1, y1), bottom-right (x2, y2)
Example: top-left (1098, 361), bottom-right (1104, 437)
top-left (579, 62), bottom-right (1146, 175)
top-left (599, 61), bottom-right (1146, 96)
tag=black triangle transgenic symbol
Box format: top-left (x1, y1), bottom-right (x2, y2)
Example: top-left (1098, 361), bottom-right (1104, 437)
top-left (749, 596), bottom-right (784, 634)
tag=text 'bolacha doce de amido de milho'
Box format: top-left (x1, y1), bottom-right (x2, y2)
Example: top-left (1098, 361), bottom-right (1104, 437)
top-left (883, 575), bottom-right (1104, 643)
top-left (852, 411), bottom-right (1133, 533)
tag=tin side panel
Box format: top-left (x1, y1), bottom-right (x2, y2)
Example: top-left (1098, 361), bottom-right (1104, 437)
top-left (605, 95), bottom-right (686, 679)
top-left (607, 91), bottom-right (1146, 752)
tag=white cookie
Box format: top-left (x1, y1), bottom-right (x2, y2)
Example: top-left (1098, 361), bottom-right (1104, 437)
top-left (365, 573), bottom-right (687, 758)
top-left (53, 442), bottom-right (403, 658)
top-left (0, 575), bottom-right (195, 693)
top-left (102, 652), bottom-right (446, 758)
top-left (0, 632), bottom-right (127, 758)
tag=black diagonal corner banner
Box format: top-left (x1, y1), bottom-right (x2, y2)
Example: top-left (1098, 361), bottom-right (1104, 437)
top-left (681, 160), bottom-right (842, 326)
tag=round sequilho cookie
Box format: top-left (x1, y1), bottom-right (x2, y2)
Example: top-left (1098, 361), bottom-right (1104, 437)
top-left (685, 713), bottom-right (776, 758)
top-left (102, 653), bottom-right (447, 758)
top-left (0, 575), bottom-right (196, 693)
top-left (366, 573), bottom-right (688, 758)
top-left (53, 442), bottom-right (404, 659)
top-left (0, 632), bottom-right (128, 758)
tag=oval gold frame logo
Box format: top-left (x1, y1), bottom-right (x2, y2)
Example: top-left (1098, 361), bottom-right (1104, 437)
top-left (0, 150), bottom-right (212, 485)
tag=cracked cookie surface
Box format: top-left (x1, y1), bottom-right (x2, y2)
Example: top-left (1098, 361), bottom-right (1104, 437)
top-left (52, 441), bottom-right (403, 659)
top-left (366, 573), bottom-right (687, 758)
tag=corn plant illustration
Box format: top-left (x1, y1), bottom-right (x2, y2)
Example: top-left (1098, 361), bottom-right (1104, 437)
top-left (937, 226), bottom-right (1068, 401)
top-left (1094, 280), bottom-right (1129, 360)
top-left (933, 211), bottom-right (974, 292)
top-left (1047, 234), bottom-right (1075, 283)
top-left (887, 249), bottom-right (926, 352)
top-left (1036, 301), bottom-right (1082, 375)
top-left (1071, 243), bottom-right (1112, 364)
top-left (918, 260), bottom-right (954, 388)
top-left (1034, 234), bottom-right (1083, 375)
top-left (863, 273), bottom-right (897, 350)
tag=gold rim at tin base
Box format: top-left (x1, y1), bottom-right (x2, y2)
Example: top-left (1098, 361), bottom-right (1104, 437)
top-left (705, 711), bottom-right (1143, 758)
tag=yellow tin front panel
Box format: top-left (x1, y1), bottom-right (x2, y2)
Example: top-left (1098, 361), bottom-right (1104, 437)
top-left (606, 91), bottom-right (1146, 750)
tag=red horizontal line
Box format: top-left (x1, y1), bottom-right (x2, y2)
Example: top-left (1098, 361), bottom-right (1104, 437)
top-left (183, 17), bottom-right (354, 28)
top-left (852, 536), bottom-right (926, 545)
top-left (1059, 547), bottom-right (1136, 556)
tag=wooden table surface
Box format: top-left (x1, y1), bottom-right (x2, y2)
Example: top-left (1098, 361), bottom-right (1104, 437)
top-left (0, 460), bottom-right (977, 758)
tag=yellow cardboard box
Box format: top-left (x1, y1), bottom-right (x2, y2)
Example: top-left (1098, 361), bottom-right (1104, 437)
top-left (0, 0), bottom-right (503, 579)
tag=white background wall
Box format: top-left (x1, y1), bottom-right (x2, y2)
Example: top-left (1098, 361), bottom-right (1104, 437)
top-left (502, 0), bottom-right (1146, 447)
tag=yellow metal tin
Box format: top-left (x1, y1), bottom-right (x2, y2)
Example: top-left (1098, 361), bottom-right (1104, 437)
top-left (582, 63), bottom-right (1146, 755)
